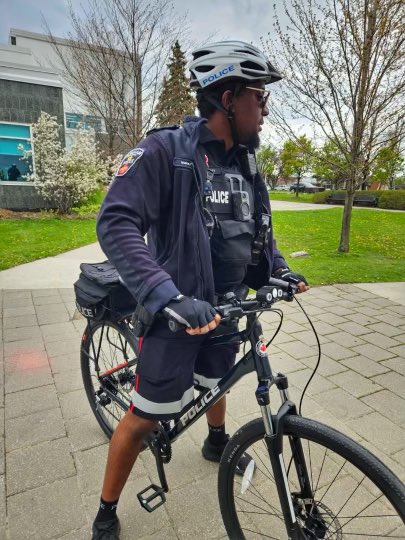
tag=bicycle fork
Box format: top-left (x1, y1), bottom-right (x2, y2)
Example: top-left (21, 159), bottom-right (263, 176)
top-left (256, 376), bottom-right (312, 540)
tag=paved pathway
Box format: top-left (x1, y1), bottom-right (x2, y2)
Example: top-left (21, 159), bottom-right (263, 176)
top-left (0, 243), bottom-right (405, 539)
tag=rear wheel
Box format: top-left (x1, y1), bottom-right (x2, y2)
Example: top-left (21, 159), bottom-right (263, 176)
top-left (219, 416), bottom-right (405, 539)
top-left (81, 319), bottom-right (138, 438)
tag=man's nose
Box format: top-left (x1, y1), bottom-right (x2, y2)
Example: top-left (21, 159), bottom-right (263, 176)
top-left (262, 103), bottom-right (269, 117)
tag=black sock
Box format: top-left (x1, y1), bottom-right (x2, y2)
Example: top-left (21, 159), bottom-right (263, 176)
top-left (208, 423), bottom-right (227, 446)
top-left (95, 497), bottom-right (119, 523)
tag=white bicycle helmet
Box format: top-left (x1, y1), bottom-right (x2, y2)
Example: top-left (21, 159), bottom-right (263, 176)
top-left (189, 40), bottom-right (282, 90)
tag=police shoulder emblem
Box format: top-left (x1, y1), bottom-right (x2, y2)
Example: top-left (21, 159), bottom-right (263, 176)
top-left (116, 148), bottom-right (144, 177)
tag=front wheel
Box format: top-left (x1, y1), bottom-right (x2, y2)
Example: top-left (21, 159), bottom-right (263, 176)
top-left (219, 416), bottom-right (405, 539)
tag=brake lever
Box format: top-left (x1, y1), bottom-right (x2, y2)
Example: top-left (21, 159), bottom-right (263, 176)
top-left (216, 305), bottom-right (244, 319)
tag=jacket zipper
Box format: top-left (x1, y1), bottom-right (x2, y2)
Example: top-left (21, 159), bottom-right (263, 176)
top-left (190, 163), bottom-right (206, 299)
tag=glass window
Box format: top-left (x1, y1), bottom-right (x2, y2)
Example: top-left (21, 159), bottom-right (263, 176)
top-left (0, 122), bottom-right (32, 182)
top-left (66, 112), bottom-right (84, 129)
top-left (0, 124), bottom-right (30, 138)
top-left (65, 112), bottom-right (104, 132)
top-left (85, 115), bottom-right (103, 132)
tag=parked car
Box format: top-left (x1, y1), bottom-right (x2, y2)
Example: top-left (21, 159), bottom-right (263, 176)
top-left (289, 180), bottom-right (325, 193)
top-left (274, 185), bottom-right (290, 191)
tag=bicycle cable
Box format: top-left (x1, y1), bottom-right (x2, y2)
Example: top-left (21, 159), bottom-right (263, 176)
top-left (265, 308), bottom-right (283, 348)
top-left (242, 310), bottom-right (264, 357)
top-left (293, 295), bottom-right (322, 415)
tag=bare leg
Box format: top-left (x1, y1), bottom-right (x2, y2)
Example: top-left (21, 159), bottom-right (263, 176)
top-left (206, 396), bottom-right (226, 427)
top-left (101, 410), bottom-right (157, 501)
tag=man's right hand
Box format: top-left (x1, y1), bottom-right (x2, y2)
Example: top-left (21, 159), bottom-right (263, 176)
top-left (163, 295), bottom-right (221, 335)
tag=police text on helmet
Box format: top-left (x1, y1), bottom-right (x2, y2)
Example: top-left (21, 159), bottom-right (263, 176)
top-left (202, 65), bottom-right (235, 86)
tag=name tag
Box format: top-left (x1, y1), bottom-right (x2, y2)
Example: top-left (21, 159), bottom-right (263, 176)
top-left (173, 157), bottom-right (193, 169)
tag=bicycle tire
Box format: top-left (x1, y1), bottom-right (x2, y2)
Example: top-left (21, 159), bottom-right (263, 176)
top-left (81, 319), bottom-right (138, 439)
top-left (219, 415), bottom-right (405, 539)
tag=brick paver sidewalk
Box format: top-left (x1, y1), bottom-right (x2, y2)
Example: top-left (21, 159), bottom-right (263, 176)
top-left (1, 284), bottom-right (404, 539)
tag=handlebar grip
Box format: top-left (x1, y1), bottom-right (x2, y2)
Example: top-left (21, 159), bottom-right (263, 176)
top-left (268, 277), bottom-right (292, 290)
top-left (161, 308), bottom-right (187, 333)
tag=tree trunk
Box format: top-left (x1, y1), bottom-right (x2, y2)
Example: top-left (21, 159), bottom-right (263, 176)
top-left (135, 63), bottom-right (143, 144)
top-left (338, 183), bottom-right (355, 252)
top-left (295, 173), bottom-right (301, 198)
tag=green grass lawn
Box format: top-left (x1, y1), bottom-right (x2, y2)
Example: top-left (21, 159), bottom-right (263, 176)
top-left (0, 218), bottom-right (97, 270)
top-left (1, 208), bottom-right (404, 285)
top-left (269, 192), bottom-right (315, 203)
top-left (272, 208), bottom-right (405, 285)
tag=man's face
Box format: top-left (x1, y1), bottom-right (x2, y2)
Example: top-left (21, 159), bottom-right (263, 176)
top-left (232, 82), bottom-right (269, 149)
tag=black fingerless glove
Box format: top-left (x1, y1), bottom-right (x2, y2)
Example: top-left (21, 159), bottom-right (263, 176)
top-left (163, 295), bottom-right (217, 328)
top-left (276, 269), bottom-right (308, 286)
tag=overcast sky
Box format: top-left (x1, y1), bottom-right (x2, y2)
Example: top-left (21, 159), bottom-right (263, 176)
top-left (1, 0), bottom-right (307, 144)
top-left (1, 0), bottom-right (280, 53)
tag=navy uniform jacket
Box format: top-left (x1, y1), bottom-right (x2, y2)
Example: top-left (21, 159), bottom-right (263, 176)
top-left (96, 116), bottom-right (288, 314)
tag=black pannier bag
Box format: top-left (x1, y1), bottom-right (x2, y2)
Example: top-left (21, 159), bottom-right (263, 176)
top-left (74, 261), bottom-right (137, 320)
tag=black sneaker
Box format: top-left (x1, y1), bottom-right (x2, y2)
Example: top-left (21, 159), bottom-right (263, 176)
top-left (202, 436), bottom-right (255, 477)
top-left (92, 517), bottom-right (120, 540)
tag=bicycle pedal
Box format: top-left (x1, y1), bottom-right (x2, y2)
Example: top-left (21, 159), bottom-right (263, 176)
top-left (137, 484), bottom-right (166, 512)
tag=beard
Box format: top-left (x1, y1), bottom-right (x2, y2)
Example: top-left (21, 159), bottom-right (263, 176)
top-left (239, 131), bottom-right (261, 150)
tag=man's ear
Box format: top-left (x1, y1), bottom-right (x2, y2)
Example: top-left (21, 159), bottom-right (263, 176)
top-left (221, 90), bottom-right (234, 113)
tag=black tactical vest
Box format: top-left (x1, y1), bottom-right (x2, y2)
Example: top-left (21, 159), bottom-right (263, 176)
top-left (204, 163), bottom-right (256, 294)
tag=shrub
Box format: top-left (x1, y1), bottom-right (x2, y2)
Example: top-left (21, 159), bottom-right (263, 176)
top-left (312, 189), bottom-right (405, 210)
top-left (72, 188), bottom-right (106, 217)
top-left (312, 191), bottom-right (336, 204)
top-left (378, 190), bottom-right (405, 210)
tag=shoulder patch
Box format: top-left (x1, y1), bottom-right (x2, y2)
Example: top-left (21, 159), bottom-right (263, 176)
top-left (116, 148), bottom-right (144, 177)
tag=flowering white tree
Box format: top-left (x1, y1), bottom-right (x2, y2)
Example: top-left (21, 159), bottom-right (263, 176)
top-left (59, 126), bottom-right (107, 213)
top-left (105, 153), bottom-right (124, 186)
top-left (22, 112), bottom-right (108, 213)
top-left (25, 111), bottom-right (62, 185)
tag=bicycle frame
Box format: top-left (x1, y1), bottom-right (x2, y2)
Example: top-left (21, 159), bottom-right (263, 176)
top-left (167, 315), bottom-right (272, 441)
top-left (95, 308), bottom-right (314, 538)
top-left (164, 315), bottom-right (312, 539)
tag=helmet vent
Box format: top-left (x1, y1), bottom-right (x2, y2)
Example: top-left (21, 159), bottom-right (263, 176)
top-left (241, 60), bottom-right (265, 71)
top-left (235, 49), bottom-right (257, 57)
top-left (194, 65), bottom-right (214, 73)
top-left (193, 50), bottom-right (213, 59)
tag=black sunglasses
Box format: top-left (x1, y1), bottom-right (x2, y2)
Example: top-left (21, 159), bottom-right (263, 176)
top-left (245, 86), bottom-right (270, 107)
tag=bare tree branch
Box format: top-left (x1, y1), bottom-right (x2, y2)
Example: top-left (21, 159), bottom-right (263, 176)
top-left (264, 0), bottom-right (404, 252)
top-left (43, 0), bottom-right (188, 154)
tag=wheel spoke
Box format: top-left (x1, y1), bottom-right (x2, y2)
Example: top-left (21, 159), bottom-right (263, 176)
top-left (222, 418), bottom-right (404, 540)
top-left (241, 527), bottom-right (280, 539)
top-left (234, 490), bottom-right (284, 521)
top-left (317, 459), bottom-right (348, 507)
top-left (82, 321), bottom-right (137, 437)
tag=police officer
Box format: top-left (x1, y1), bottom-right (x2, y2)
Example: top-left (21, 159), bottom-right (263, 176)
top-left (92, 40), bottom-right (308, 539)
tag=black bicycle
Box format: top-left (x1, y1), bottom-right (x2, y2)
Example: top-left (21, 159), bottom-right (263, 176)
top-left (78, 271), bottom-right (405, 539)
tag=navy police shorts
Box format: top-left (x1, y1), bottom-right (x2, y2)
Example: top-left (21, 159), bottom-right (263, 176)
top-left (129, 319), bottom-right (239, 421)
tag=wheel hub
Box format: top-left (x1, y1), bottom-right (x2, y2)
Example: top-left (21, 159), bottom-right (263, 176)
top-left (295, 499), bottom-right (342, 539)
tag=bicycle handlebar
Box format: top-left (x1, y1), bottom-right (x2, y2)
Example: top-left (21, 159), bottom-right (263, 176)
top-left (163, 278), bottom-right (296, 333)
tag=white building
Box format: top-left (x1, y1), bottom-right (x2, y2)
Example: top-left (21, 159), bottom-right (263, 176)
top-left (0, 28), bottom-right (106, 208)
